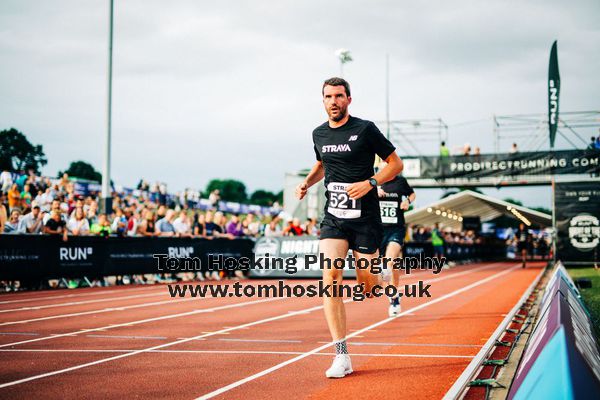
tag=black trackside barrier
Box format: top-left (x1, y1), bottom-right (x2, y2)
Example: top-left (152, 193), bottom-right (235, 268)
top-left (0, 235), bottom-right (255, 280)
top-left (249, 236), bottom-right (507, 278)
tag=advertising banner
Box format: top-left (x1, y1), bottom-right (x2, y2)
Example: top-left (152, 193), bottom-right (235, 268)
top-left (555, 181), bottom-right (600, 264)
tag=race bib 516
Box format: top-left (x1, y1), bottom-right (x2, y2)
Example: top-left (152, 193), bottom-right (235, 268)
top-left (379, 200), bottom-right (398, 224)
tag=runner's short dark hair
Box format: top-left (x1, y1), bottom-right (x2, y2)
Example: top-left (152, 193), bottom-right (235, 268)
top-left (322, 77), bottom-right (351, 97)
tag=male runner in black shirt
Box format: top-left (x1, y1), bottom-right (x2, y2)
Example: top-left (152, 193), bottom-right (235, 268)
top-left (296, 77), bottom-right (403, 378)
top-left (377, 164), bottom-right (415, 316)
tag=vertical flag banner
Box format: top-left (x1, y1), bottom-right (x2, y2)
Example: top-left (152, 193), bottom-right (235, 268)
top-left (548, 41), bottom-right (561, 148)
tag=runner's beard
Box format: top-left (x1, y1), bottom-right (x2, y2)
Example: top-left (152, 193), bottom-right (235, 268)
top-left (328, 105), bottom-right (348, 122)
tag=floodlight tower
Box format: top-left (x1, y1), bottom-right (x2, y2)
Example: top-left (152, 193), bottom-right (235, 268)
top-left (335, 48), bottom-right (353, 77)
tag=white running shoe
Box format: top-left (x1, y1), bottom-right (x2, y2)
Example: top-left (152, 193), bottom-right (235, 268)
top-left (325, 354), bottom-right (353, 378)
top-left (388, 296), bottom-right (401, 317)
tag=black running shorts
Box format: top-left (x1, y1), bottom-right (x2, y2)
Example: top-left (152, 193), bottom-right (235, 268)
top-left (320, 216), bottom-right (383, 254)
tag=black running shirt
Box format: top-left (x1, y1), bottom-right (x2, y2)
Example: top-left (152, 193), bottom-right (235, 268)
top-left (379, 176), bottom-right (414, 227)
top-left (313, 116), bottom-right (396, 221)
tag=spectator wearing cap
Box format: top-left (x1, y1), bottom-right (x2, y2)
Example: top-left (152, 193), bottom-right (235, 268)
top-left (20, 205), bottom-right (44, 234)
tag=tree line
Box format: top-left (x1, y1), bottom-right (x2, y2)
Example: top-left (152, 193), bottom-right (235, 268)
top-left (0, 128), bottom-right (282, 206)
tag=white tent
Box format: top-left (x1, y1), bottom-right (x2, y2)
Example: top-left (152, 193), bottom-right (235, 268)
top-left (405, 190), bottom-right (551, 229)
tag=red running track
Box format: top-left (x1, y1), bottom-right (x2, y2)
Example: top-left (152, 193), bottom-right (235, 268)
top-left (0, 261), bottom-right (544, 399)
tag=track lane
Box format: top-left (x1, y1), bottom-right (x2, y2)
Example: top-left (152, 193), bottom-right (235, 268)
top-left (0, 262), bottom-right (540, 394)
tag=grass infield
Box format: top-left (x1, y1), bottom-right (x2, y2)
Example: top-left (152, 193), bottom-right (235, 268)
top-left (568, 267), bottom-right (600, 340)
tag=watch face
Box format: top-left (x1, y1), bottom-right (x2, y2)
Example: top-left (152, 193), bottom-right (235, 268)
top-left (369, 178), bottom-right (377, 187)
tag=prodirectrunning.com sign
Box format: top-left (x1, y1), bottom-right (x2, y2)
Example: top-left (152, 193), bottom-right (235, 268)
top-left (401, 149), bottom-right (600, 179)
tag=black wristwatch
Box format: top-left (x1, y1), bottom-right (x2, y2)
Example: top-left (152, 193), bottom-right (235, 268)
top-left (368, 178), bottom-right (378, 187)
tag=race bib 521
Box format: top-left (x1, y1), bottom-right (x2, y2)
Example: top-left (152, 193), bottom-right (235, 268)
top-left (327, 182), bottom-right (361, 219)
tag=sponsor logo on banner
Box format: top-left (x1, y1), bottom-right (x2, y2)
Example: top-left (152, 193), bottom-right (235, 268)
top-left (569, 214), bottom-right (600, 251)
top-left (549, 80), bottom-right (559, 125)
top-left (252, 238), bottom-right (280, 276)
top-left (168, 246), bottom-right (194, 258)
top-left (59, 247), bottom-right (93, 261)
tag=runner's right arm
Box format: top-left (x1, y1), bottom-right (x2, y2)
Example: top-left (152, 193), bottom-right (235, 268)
top-left (295, 161), bottom-right (324, 200)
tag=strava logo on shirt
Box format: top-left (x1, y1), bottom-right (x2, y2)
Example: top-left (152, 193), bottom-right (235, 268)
top-left (322, 144), bottom-right (351, 153)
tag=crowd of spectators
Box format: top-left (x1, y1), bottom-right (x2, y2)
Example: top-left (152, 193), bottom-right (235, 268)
top-left (0, 170), bottom-right (306, 239)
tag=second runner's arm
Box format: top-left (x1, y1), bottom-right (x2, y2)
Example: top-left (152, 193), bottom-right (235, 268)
top-left (347, 152), bottom-right (403, 199)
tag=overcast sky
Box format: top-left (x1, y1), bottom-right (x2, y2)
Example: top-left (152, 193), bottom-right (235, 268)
top-left (1, 0), bottom-right (599, 208)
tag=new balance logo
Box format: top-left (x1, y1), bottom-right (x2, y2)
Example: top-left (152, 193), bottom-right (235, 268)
top-left (322, 144), bottom-right (352, 153)
top-left (348, 135), bottom-right (358, 141)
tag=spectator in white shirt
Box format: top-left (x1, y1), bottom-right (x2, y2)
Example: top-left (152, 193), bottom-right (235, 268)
top-left (19, 205), bottom-right (44, 234)
top-left (4, 209), bottom-right (24, 234)
top-left (0, 170), bottom-right (12, 194)
top-left (173, 211), bottom-right (192, 237)
top-left (67, 208), bottom-right (90, 236)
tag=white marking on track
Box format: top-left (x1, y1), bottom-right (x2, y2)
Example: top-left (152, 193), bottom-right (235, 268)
top-left (218, 339), bottom-right (302, 343)
top-left (0, 286), bottom-right (160, 305)
top-left (195, 265), bottom-right (519, 399)
top-left (0, 348), bottom-right (475, 358)
top-left (0, 262), bottom-right (507, 389)
top-left (0, 291), bottom-right (168, 313)
top-left (0, 297), bottom-right (284, 349)
top-left (0, 297), bottom-right (199, 326)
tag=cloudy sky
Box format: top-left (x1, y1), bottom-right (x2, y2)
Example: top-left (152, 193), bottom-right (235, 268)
top-left (1, 0), bottom-right (599, 208)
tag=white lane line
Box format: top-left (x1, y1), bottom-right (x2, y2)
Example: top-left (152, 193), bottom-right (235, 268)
top-left (195, 265), bottom-right (519, 400)
top-left (0, 332), bottom-right (40, 336)
top-left (0, 279), bottom-right (279, 306)
top-left (0, 291), bottom-right (169, 313)
top-left (0, 300), bottom-right (333, 389)
top-left (0, 286), bottom-right (161, 305)
top-left (86, 334), bottom-right (168, 340)
top-left (218, 339), bottom-right (302, 344)
top-left (0, 262), bottom-right (498, 347)
top-left (318, 341), bottom-right (482, 348)
top-left (0, 297), bottom-right (199, 326)
top-left (0, 348), bottom-right (475, 359)
top-left (0, 262), bottom-right (509, 388)
top-left (0, 297), bottom-right (284, 349)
